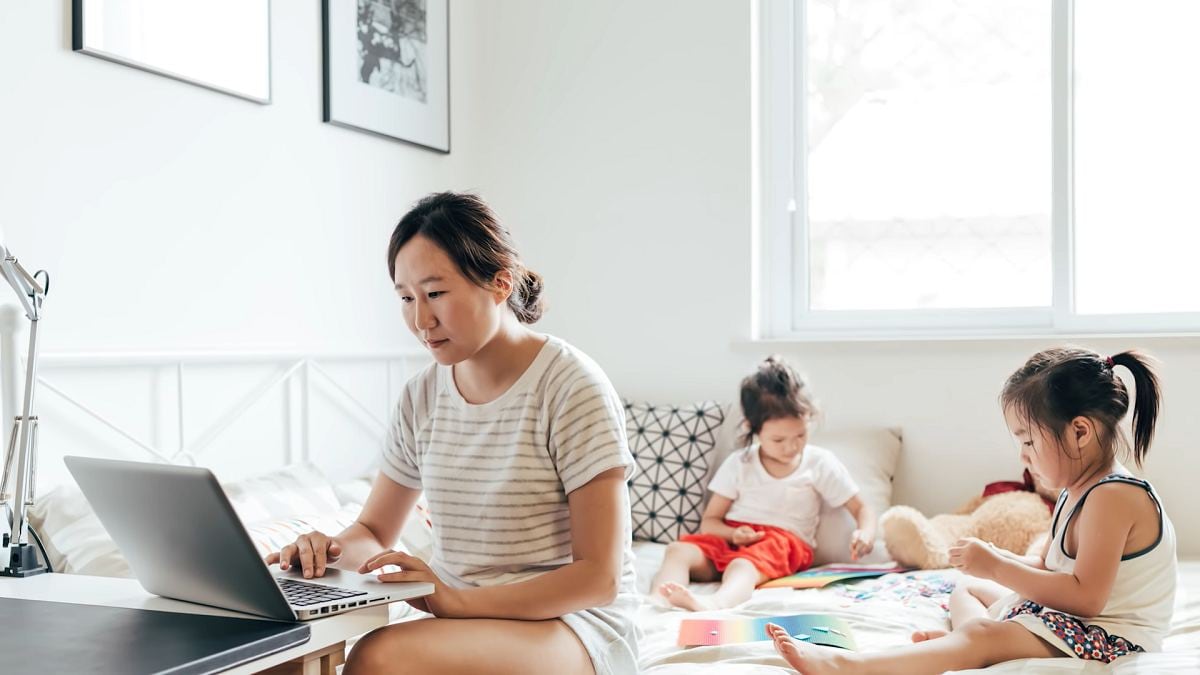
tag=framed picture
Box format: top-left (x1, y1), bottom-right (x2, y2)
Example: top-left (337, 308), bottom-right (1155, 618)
top-left (323, 0), bottom-right (450, 153)
top-left (73, 0), bottom-right (272, 104)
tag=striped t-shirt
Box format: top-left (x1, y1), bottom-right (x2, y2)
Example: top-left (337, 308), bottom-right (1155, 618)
top-left (379, 335), bottom-right (638, 595)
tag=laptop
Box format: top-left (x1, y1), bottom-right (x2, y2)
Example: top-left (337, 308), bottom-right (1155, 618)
top-left (64, 456), bottom-right (433, 621)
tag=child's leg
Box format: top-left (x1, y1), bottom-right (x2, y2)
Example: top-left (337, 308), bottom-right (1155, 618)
top-left (706, 558), bottom-right (768, 608)
top-left (663, 557), bottom-right (768, 611)
top-left (650, 541), bottom-right (718, 598)
top-left (768, 617), bottom-right (1062, 675)
top-left (950, 576), bottom-right (1010, 628)
top-left (913, 576), bottom-right (1012, 642)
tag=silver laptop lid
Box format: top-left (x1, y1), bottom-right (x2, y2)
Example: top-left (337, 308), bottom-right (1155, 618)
top-left (64, 456), bottom-right (296, 621)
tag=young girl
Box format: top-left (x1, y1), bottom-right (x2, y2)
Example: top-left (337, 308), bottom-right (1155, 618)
top-left (264, 192), bottom-right (638, 674)
top-left (650, 356), bottom-right (877, 611)
top-left (768, 347), bottom-right (1177, 674)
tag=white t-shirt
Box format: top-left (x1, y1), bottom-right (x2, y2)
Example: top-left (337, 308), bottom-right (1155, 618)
top-left (708, 444), bottom-right (859, 547)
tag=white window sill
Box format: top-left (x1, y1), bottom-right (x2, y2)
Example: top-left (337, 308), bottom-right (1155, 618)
top-left (738, 331), bottom-right (1200, 347)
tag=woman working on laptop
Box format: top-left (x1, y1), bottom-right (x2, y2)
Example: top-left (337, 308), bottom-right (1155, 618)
top-left (264, 192), bottom-right (638, 675)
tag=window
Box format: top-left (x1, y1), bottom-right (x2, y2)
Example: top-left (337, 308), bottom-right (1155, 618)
top-left (759, 0), bottom-right (1200, 339)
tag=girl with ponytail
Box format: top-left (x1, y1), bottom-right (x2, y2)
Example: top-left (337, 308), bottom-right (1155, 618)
top-left (768, 347), bottom-right (1178, 674)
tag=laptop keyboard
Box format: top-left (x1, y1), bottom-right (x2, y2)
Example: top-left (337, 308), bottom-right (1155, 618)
top-left (277, 578), bottom-right (368, 606)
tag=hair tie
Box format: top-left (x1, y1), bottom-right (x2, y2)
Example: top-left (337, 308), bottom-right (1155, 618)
top-left (1105, 356), bottom-right (1115, 368)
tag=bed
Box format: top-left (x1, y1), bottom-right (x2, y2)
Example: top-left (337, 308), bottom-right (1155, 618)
top-left (19, 343), bottom-right (1199, 673)
top-left (632, 542), bottom-right (1200, 674)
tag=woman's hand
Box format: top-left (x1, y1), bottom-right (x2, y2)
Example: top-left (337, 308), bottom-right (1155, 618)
top-left (849, 529), bottom-right (874, 561)
top-left (360, 549), bottom-right (463, 617)
top-left (264, 531), bottom-right (341, 578)
top-left (949, 537), bottom-right (1001, 578)
top-left (731, 525), bottom-right (765, 547)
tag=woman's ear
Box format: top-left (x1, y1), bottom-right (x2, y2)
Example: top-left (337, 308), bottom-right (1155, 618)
top-left (491, 269), bottom-right (515, 304)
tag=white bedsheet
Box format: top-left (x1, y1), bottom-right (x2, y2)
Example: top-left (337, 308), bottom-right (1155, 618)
top-left (632, 542), bottom-right (1200, 674)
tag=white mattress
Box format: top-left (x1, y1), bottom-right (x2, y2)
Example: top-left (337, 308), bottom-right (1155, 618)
top-left (632, 542), bottom-right (1200, 673)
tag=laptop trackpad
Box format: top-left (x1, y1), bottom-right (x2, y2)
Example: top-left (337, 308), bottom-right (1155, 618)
top-left (273, 567), bottom-right (435, 598)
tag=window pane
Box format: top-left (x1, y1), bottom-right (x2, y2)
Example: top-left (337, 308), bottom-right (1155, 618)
top-left (805, 1), bottom-right (1051, 311)
top-left (1074, 1), bottom-right (1200, 314)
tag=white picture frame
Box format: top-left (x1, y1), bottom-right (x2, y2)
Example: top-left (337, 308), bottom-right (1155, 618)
top-left (73, 0), bottom-right (272, 104)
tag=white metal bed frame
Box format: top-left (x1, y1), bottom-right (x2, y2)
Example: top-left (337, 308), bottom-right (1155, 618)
top-left (0, 318), bottom-right (429, 497)
top-left (34, 352), bottom-right (422, 467)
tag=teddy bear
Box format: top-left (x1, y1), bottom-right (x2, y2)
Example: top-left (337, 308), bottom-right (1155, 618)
top-left (880, 469), bottom-right (1057, 570)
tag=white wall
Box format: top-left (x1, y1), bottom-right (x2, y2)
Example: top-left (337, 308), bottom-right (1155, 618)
top-left (0, 2), bottom-right (480, 488)
top-left (3, 1), bottom-right (1196, 556)
top-left (461, 0), bottom-right (1200, 556)
top-left (0, 1), bottom-right (485, 354)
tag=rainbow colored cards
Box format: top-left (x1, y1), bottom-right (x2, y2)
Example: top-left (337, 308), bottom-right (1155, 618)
top-left (677, 613), bottom-right (856, 649)
top-left (758, 562), bottom-right (910, 589)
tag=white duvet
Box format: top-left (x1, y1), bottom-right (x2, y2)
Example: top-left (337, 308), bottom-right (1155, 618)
top-left (633, 542), bottom-right (1200, 674)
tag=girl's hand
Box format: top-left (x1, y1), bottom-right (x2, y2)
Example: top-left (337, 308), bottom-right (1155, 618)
top-left (360, 550), bottom-right (463, 617)
top-left (949, 537), bottom-right (1000, 578)
top-left (849, 529), bottom-right (874, 561)
top-left (731, 525), bottom-right (766, 546)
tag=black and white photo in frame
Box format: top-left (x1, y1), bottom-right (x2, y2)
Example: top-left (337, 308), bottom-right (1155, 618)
top-left (323, 0), bottom-right (450, 152)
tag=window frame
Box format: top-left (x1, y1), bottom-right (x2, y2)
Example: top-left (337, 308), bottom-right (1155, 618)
top-left (758, 0), bottom-right (1200, 340)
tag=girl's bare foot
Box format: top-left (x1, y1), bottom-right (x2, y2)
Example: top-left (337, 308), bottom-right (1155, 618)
top-left (647, 587), bottom-right (673, 608)
top-left (910, 629), bottom-right (949, 643)
top-left (766, 623), bottom-right (856, 675)
top-left (658, 582), bottom-right (715, 611)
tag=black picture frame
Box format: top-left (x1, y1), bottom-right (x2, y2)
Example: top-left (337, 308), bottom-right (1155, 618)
top-left (322, 0), bottom-right (451, 153)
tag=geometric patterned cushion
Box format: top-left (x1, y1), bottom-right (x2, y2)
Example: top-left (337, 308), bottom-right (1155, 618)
top-left (623, 400), bottom-right (726, 542)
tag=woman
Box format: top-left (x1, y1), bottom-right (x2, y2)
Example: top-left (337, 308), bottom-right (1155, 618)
top-left (265, 192), bottom-right (638, 674)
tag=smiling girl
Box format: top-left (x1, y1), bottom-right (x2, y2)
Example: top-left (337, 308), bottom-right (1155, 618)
top-left (649, 356), bottom-right (876, 611)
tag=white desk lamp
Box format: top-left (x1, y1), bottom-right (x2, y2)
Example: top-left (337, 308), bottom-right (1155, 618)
top-left (0, 226), bottom-right (49, 577)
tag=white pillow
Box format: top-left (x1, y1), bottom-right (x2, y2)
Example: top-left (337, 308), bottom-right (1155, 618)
top-left (332, 477), bottom-right (435, 561)
top-left (223, 462), bottom-right (342, 524)
top-left (331, 476), bottom-right (374, 507)
top-left (245, 503), bottom-right (367, 559)
top-left (27, 462), bottom-right (344, 578)
top-left (25, 484), bottom-right (132, 577)
top-left (808, 428), bottom-right (902, 565)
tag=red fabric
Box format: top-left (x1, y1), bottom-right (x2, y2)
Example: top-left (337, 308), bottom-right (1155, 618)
top-left (678, 520), bottom-right (814, 580)
top-left (982, 468), bottom-right (1056, 511)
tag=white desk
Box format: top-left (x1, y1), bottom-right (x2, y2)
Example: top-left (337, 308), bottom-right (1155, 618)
top-left (0, 572), bottom-right (398, 674)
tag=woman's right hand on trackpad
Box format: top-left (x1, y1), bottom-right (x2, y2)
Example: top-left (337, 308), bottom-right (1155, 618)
top-left (263, 531), bottom-right (342, 578)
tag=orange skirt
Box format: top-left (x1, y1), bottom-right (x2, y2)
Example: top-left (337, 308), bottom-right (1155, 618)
top-left (679, 520), bottom-right (813, 580)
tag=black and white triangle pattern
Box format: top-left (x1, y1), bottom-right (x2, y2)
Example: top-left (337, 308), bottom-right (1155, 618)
top-left (624, 399), bottom-right (725, 543)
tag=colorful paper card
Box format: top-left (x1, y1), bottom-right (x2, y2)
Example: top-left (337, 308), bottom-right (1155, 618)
top-left (758, 562), bottom-right (910, 589)
top-left (677, 613), bottom-right (856, 649)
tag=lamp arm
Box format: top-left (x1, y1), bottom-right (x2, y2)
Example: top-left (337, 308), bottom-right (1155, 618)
top-left (6, 317), bottom-right (41, 549)
top-left (0, 245), bottom-right (48, 576)
top-left (0, 255), bottom-right (45, 322)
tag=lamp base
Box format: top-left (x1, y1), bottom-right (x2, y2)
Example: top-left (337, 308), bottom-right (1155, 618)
top-left (1, 541), bottom-right (47, 577)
